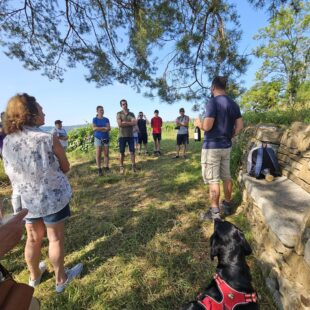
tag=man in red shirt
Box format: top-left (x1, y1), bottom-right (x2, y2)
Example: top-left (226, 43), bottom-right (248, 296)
top-left (151, 109), bottom-right (163, 155)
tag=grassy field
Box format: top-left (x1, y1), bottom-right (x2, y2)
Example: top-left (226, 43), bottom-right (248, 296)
top-left (0, 129), bottom-right (276, 310)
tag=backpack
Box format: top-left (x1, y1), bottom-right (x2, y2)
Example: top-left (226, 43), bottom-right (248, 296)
top-left (247, 143), bottom-right (281, 179)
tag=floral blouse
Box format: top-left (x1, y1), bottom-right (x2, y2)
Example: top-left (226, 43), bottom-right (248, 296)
top-left (2, 126), bottom-right (72, 218)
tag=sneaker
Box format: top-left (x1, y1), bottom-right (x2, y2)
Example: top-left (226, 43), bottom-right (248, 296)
top-left (120, 166), bottom-right (125, 174)
top-left (29, 261), bottom-right (47, 288)
top-left (98, 168), bottom-right (103, 176)
top-left (200, 208), bottom-right (221, 221)
top-left (220, 200), bottom-right (232, 216)
top-left (55, 263), bottom-right (83, 293)
top-left (173, 155), bottom-right (179, 159)
top-left (104, 167), bottom-right (110, 172)
top-left (158, 150), bottom-right (162, 155)
top-left (132, 164), bottom-right (137, 172)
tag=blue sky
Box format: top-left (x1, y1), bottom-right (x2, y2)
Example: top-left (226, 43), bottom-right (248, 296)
top-left (0, 1), bottom-right (268, 127)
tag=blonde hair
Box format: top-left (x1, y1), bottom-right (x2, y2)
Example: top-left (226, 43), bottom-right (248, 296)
top-left (4, 93), bottom-right (39, 134)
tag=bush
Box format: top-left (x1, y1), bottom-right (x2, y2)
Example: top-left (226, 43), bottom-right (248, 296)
top-left (67, 126), bottom-right (119, 153)
top-left (243, 108), bottom-right (310, 126)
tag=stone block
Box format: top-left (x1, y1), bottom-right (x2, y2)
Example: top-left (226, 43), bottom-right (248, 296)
top-left (305, 239), bottom-right (310, 266)
top-left (281, 122), bottom-right (310, 152)
top-left (255, 124), bottom-right (284, 144)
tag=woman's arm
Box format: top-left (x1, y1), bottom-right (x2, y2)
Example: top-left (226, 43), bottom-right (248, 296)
top-left (53, 135), bottom-right (70, 173)
top-left (0, 209), bottom-right (28, 258)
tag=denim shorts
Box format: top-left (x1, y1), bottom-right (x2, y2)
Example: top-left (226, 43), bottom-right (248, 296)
top-left (94, 137), bottom-right (110, 147)
top-left (25, 204), bottom-right (71, 225)
top-left (119, 137), bottom-right (135, 154)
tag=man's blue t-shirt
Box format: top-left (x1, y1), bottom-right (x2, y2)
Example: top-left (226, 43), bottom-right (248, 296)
top-left (93, 117), bottom-right (110, 139)
top-left (203, 95), bottom-right (241, 149)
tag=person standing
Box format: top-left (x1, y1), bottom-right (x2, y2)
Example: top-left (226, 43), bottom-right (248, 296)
top-left (51, 120), bottom-right (68, 151)
top-left (137, 112), bottom-right (149, 155)
top-left (116, 99), bottom-right (137, 173)
top-left (194, 76), bottom-right (243, 220)
top-left (92, 106), bottom-right (111, 176)
top-left (2, 93), bottom-right (83, 293)
top-left (151, 109), bottom-right (163, 155)
top-left (133, 124), bottom-right (139, 151)
top-left (174, 108), bottom-right (189, 158)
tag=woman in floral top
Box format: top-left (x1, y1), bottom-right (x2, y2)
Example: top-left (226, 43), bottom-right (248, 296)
top-left (2, 94), bottom-right (83, 293)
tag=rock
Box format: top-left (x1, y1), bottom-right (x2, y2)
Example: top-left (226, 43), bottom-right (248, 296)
top-left (255, 124), bottom-right (285, 144)
top-left (281, 122), bottom-right (310, 152)
top-left (305, 239), bottom-right (310, 266)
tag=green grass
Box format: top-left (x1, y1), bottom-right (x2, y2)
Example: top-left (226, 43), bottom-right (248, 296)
top-left (0, 130), bottom-right (276, 310)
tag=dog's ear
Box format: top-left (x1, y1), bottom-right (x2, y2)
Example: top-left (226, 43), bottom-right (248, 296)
top-left (238, 230), bottom-right (252, 256)
top-left (210, 234), bottom-right (220, 260)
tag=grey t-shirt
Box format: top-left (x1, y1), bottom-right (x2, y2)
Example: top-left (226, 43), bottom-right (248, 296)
top-left (176, 115), bottom-right (189, 135)
top-left (117, 110), bottom-right (136, 138)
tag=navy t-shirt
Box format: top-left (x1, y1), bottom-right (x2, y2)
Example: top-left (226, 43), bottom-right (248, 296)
top-left (93, 117), bottom-right (110, 139)
top-left (203, 95), bottom-right (241, 149)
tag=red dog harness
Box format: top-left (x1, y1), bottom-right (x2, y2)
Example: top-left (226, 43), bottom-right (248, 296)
top-left (197, 274), bottom-right (257, 310)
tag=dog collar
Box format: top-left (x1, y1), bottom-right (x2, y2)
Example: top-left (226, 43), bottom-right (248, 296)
top-left (197, 273), bottom-right (257, 310)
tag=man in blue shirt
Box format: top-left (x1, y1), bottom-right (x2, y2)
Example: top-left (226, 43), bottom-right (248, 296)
top-left (194, 76), bottom-right (243, 220)
top-left (93, 106), bottom-right (111, 176)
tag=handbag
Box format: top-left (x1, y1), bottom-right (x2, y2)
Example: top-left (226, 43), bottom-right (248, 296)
top-left (0, 264), bottom-right (34, 310)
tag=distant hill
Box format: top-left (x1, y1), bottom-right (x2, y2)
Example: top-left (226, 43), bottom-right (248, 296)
top-left (42, 124), bottom-right (88, 133)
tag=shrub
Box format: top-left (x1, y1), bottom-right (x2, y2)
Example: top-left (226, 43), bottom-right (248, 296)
top-left (67, 126), bottom-right (119, 153)
top-left (243, 108), bottom-right (310, 126)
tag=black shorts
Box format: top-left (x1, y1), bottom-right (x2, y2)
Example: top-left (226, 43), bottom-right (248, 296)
top-left (153, 133), bottom-right (161, 141)
top-left (138, 133), bottom-right (148, 144)
top-left (177, 134), bottom-right (189, 145)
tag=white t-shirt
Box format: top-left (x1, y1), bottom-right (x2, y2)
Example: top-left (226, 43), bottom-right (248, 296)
top-left (51, 127), bottom-right (68, 148)
top-left (2, 126), bottom-right (72, 218)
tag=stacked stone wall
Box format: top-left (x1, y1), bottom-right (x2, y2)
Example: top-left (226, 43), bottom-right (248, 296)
top-left (239, 122), bottom-right (310, 309)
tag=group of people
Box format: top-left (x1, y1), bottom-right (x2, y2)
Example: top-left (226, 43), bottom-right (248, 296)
top-left (93, 100), bottom-right (190, 175)
top-left (0, 76), bottom-right (243, 302)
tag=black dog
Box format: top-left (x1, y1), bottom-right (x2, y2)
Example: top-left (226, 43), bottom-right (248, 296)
top-left (181, 219), bottom-right (259, 309)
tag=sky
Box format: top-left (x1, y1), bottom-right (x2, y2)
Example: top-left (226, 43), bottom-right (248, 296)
top-left (0, 1), bottom-right (268, 127)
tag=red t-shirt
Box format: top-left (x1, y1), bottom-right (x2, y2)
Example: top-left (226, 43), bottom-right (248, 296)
top-left (151, 117), bottom-right (163, 134)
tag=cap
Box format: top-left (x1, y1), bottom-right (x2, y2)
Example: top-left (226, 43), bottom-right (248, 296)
top-left (55, 120), bottom-right (62, 124)
top-left (179, 108), bottom-right (185, 112)
top-left (154, 109), bottom-right (159, 113)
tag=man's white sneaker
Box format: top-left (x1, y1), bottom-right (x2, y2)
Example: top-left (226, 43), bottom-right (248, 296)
top-left (28, 261), bottom-right (47, 287)
top-left (55, 263), bottom-right (83, 293)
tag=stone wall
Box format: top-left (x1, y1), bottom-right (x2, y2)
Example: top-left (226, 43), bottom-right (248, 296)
top-left (278, 122), bottom-right (310, 194)
top-left (239, 122), bottom-right (310, 310)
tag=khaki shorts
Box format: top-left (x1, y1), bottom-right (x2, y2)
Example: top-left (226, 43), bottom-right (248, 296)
top-left (201, 148), bottom-right (232, 184)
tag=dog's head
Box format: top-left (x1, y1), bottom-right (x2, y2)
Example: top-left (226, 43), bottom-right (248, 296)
top-left (210, 219), bottom-right (252, 261)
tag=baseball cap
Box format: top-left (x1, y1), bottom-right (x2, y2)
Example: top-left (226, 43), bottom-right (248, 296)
top-left (55, 120), bottom-right (62, 124)
top-left (154, 109), bottom-right (159, 113)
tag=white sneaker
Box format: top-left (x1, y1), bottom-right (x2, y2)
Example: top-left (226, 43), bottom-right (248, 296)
top-left (28, 261), bottom-right (47, 287)
top-left (55, 263), bottom-right (83, 293)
